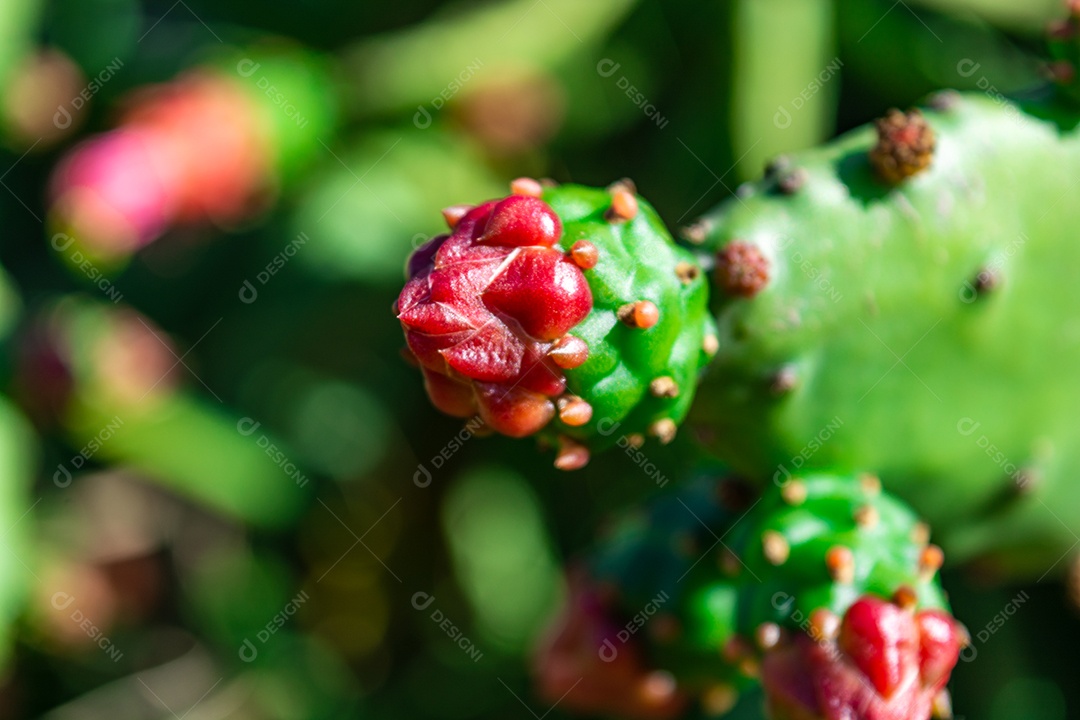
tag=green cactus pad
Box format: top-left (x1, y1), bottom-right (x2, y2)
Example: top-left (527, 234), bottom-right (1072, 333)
top-left (543, 183), bottom-right (718, 455)
top-left (689, 92), bottom-right (1080, 574)
top-left (398, 180), bottom-right (716, 469)
top-left (551, 470), bottom-right (957, 717)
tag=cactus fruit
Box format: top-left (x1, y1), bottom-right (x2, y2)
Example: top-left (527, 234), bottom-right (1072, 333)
top-left (687, 92), bottom-right (1080, 574)
top-left (397, 180), bottom-right (716, 469)
top-left (535, 472), bottom-right (962, 720)
top-left (48, 48), bottom-right (334, 262)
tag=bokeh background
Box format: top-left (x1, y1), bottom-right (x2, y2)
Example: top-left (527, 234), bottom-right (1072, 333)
top-left (0, 0), bottom-right (1077, 718)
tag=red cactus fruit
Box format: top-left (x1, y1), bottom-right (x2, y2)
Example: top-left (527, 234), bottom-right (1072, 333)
top-left (762, 595), bottom-right (961, 720)
top-left (532, 572), bottom-right (687, 720)
top-left (397, 194), bottom-right (593, 438)
top-left (49, 72), bottom-right (270, 257)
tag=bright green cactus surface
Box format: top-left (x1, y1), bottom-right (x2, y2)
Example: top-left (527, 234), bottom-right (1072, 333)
top-left (689, 91), bottom-right (1080, 576)
top-left (587, 470), bottom-right (949, 700)
top-left (541, 184), bottom-right (718, 450)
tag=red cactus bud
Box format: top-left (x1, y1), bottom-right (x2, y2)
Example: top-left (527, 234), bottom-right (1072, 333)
top-left (533, 572), bottom-right (688, 720)
top-left (763, 595), bottom-right (961, 720)
top-left (49, 72), bottom-right (270, 258)
top-left (398, 196), bottom-right (593, 438)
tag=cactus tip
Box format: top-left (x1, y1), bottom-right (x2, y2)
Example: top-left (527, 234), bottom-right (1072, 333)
top-left (755, 622), bottom-right (783, 651)
top-left (854, 504), bottom-right (880, 529)
top-left (681, 222), bottom-right (709, 245)
top-left (554, 437), bottom-right (590, 470)
top-left (912, 521), bottom-right (931, 545)
top-left (511, 176), bottom-right (544, 198)
top-left (826, 545), bottom-right (856, 584)
top-left (605, 179), bottom-right (639, 222)
top-left (808, 608), bottom-right (840, 642)
top-left (762, 530), bottom-right (790, 565)
top-left (892, 585), bottom-right (919, 611)
top-left (557, 396), bottom-right (594, 426)
top-left (618, 300), bottom-right (660, 329)
top-left (549, 335), bottom-right (589, 369)
top-left (649, 376), bottom-right (680, 399)
top-left (859, 473), bottom-right (882, 496)
top-left (770, 366), bottom-right (798, 395)
top-left (780, 479), bottom-right (808, 506)
top-left (442, 204), bottom-right (472, 229)
top-left (777, 167), bottom-right (808, 195)
top-left (569, 240), bottom-right (599, 269)
top-left (869, 108), bottom-right (936, 184)
top-left (649, 418), bottom-right (678, 444)
top-left (920, 544), bottom-right (945, 578)
top-left (932, 689), bottom-right (954, 719)
top-left (716, 241), bottom-right (769, 298)
top-left (674, 261), bottom-right (701, 285)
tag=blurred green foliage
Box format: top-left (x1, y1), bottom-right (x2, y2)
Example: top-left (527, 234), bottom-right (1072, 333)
top-left (0, 0), bottom-right (1077, 719)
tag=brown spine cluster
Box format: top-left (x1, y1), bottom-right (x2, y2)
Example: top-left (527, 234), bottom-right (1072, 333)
top-left (869, 109), bottom-right (936, 184)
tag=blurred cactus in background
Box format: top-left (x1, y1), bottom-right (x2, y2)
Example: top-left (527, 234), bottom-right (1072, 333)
top-left (1, 1), bottom-right (1080, 720)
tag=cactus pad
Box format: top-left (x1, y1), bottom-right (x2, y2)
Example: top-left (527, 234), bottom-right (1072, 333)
top-left (398, 180), bottom-right (716, 469)
top-left (535, 472), bottom-right (962, 720)
top-left (689, 93), bottom-right (1080, 574)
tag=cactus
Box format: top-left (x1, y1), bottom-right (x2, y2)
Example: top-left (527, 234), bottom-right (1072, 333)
top-left (17, 298), bottom-right (310, 527)
top-left (47, 47), bottom-right (335, 264)
top-left (685, 90), bottom-right (1080, 576)
top-left (397, 179), bottom-right (716, 469)
top-left (535, 472), bottom-right (962, 720)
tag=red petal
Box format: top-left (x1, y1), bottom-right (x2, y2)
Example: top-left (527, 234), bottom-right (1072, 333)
top-left (440, 321), bottom-right (523, 383)
top-left (484, 248), bottom-right (592, 341)
top-left (916, 611), bottom-right (960, 691)
top-left (517, 347), bottom-right (567, 396)
top-left (421, 368), bottom-right (476, 417)
top-left (405, 329), bottom-right (470, 369)
top-left (474, 382), bottom-right (554, 437)
top-left (838, 597), bottom-right (917, 699)
top-left (399, 301), bottom-right (476, 336)
top-left (407, 234), bottom-right (448, 279)
top-left (478, 195), bottom-right (562, 248)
